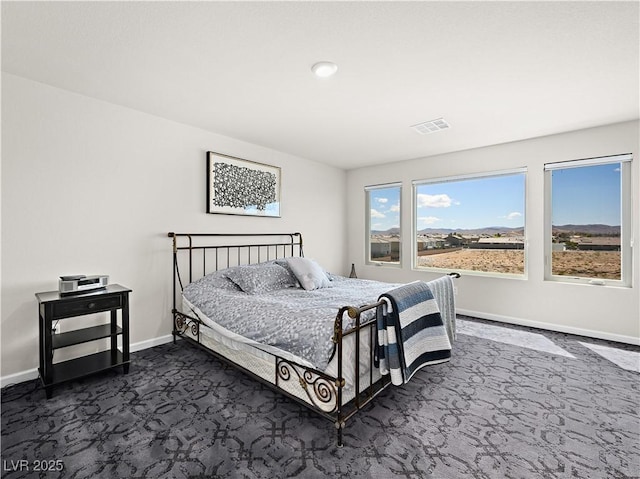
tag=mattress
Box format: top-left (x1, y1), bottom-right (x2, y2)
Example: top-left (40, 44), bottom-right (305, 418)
top-left (182, 294), bottom-right (382, 409)
top-left (182, 269), bottom-right (400, 369)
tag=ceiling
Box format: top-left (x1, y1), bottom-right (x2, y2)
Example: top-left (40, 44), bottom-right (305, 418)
top-left (2, 1), bottom-right (638, 170)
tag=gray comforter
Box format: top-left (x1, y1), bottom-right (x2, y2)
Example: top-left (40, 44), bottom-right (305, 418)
top-left (183, 274), bottom-right (399, 369)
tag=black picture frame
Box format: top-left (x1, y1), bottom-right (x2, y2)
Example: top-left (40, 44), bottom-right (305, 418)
top-left (206, 151), bottom-right (281, 217)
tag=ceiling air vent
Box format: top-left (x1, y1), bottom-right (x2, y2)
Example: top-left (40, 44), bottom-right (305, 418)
top-left (411, 118), bottom-right (450, 135)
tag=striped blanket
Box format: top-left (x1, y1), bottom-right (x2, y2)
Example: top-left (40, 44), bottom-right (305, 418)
top-left (375, 278), bottom-right (453, 385)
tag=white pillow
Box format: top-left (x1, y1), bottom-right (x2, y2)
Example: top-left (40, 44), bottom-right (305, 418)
top-left (285, 257), bottom-right (332, 291)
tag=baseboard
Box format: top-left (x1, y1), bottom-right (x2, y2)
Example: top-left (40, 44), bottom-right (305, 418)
top-left (457, 308), bottom-right (640, 346)
top-left (0, 368), bottom-right (39, 389)
top-left (1, 334), bottom-right (176, 389)
top-left (130, 334), bottom-right (175, 353)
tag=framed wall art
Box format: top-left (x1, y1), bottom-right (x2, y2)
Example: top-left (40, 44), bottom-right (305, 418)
top-left (206, 151), bottom-right (281, 217)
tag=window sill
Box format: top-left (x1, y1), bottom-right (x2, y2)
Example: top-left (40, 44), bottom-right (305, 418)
top-left (413, 266), bottom-right (527, 280)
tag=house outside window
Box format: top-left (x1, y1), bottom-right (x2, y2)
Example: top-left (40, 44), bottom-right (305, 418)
top-left (544, 154), bottom-right (632, 286)
top-left (366, 183), bottom-right (401, 265)
top-left (413, 169), bottom-right (527, 276)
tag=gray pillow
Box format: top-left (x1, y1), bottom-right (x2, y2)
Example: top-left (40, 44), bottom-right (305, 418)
top-left (187, 269), bottom-right (241, 292)
top-left (224, 262), bottom-right (297, 294)
top-left (285, 257), bottom-right (332, 291)
top-left (182, 270), bottom-right (241, 306)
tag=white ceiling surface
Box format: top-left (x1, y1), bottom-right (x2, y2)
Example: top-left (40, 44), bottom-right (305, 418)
top-left (2, 1), bottom-right (639, 170)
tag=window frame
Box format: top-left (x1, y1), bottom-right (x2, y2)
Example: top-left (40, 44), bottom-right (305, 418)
top-left (365, 182), bottom-right (402, 267)
top-left (544, 153), bottom-right (633, 287)
top-left (412, 168), bottom-right (528, 278)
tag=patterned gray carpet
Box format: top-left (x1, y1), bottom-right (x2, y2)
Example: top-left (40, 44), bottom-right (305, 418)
top-left (2, 317), bottom-right (639, 478)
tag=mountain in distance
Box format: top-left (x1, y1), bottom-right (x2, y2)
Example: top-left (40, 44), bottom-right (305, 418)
top-left (373, 227), bottom-right (401, 235)
top-left (372, 224), bottom-right (620, 236)
top-left (416, 226), bottom-right (523, 235)
top-left (373, 226), bottom-right (524, 235)
top-left (552, 224), bottom-right (620, 235)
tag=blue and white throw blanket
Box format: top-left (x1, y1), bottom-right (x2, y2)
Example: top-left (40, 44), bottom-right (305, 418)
top-left (375, 280), bottom-right (452, 385)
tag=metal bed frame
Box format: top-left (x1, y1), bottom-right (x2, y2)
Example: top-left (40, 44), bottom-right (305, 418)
top-left (168, 232), bottom-right (392, 447)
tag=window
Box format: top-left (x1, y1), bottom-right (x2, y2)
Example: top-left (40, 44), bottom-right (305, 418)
top-left (366, 183), bottom-right (401, 265)
top-left (545, 154), bottom-right (632, 286)
top-left (413, 170), bottom-right (526, 276)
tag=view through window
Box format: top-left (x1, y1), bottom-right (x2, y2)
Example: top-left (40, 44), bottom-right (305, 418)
top-left (546, 155), bottom-right (631, 283)
top-left (413, 171), bottom-right (526, 275)
top-left (366, 184), bottom-right (401, 264)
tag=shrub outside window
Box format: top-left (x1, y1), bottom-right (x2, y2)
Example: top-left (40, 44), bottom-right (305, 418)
top-left (545, 154), bottom-right (632, 286)
top-left (366, 183), bottom-right (401, 265)
top-left (413, 170), bottom-right (526, 276)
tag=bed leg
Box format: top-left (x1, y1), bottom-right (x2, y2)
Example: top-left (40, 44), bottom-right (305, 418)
top-left (336, 421), bottom-right (344, 447)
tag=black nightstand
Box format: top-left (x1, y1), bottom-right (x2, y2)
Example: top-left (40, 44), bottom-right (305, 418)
top-left (36, 284), bottom-right (131, 399)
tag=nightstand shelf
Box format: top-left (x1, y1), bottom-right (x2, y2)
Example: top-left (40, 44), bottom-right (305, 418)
top-left (47, 350), bottom-right (125, 386)
top-left (52, 324), bottom-right (123, 349)
top-left (36, 284), bottom-right (131, 399)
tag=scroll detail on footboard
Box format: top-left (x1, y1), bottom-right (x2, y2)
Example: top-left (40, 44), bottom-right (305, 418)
top-left (276, 359), bottom-right (339, 413)
top-left (174, 310), bottom-right (200, 337)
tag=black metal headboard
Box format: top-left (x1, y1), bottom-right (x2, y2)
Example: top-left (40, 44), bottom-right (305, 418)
top-left (167, 232), bottom-right (304, 310)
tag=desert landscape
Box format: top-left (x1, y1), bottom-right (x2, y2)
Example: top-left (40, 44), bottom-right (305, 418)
top-left (416, 249), bottom-right (621, 279)
top-left (551, 251), bottom-right (621, 279)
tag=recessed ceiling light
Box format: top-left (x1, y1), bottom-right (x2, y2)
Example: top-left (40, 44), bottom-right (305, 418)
top-left (311, 61), bottom-right (338, 78)
top-left (410, 118), bottom-right (450, 135)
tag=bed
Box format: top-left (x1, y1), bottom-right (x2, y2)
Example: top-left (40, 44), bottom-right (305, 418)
top-left (168, 232), bottom-right (457, 446)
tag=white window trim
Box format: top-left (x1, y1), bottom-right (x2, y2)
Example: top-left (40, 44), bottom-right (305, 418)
top-left (412, 168), bottom-right (528, 278)
top-left (365, 182), bottom-right (402, 267)
top-left (544, 154), bottom-right (632, 287)
top-left (543, 153), bottom-right (632, 171)
top-left (412, 167), bottom-right (528, 187)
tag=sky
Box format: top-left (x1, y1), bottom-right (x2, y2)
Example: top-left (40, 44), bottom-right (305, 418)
top-left (368, 175), bottom-right (526, 232)
top-left (369, 164), bottom-right (622, 232)
top-left (551, 163), bottom-right (621, 226)
top-left (369, 186), bottom-right (401, 231)
top-left (415, 174), bottom-right (525, 230)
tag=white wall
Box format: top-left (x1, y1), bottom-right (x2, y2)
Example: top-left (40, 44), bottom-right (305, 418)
top-left (1, 73), bottom-right (347, 380)
top-left (347, 121), bottom-right (640, 344)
